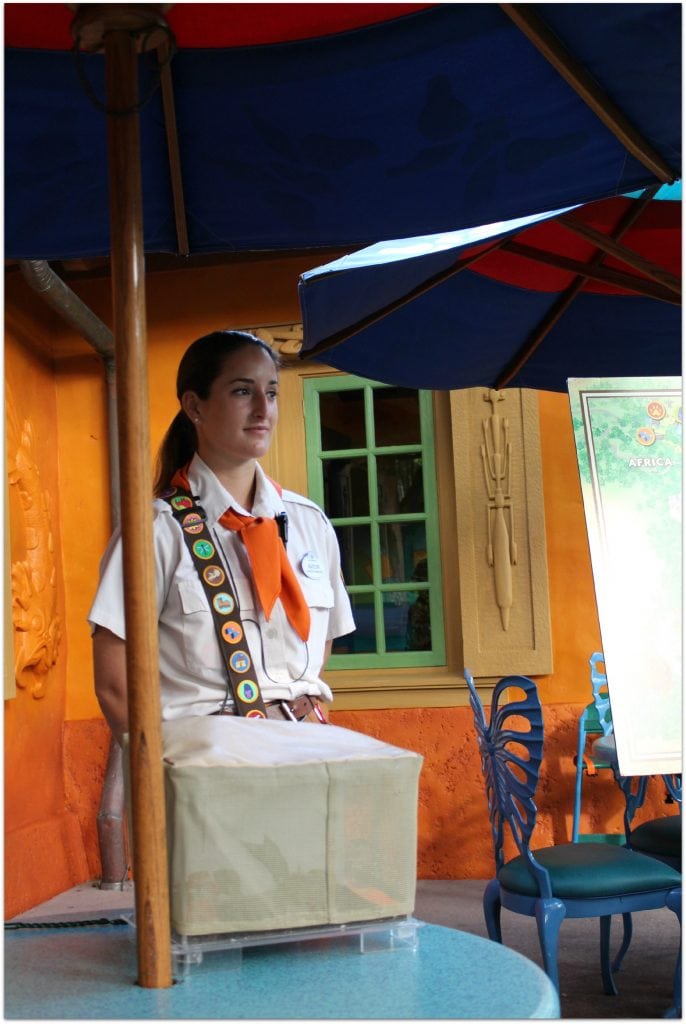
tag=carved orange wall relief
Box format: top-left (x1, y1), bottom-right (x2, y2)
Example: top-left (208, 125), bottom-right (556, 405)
top-left (480, 388), bottom-right (518, 630)
top-left (7, 404), bottom-right (62, 698)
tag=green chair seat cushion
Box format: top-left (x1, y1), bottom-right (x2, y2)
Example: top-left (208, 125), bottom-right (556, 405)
top-left (498, 842), bottom-right (682, 898)
top-left (631, 814), bottom-right (682, 858)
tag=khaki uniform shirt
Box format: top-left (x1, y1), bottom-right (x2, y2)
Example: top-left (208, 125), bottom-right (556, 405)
top-left (88, 454), bottom-right (355, 720)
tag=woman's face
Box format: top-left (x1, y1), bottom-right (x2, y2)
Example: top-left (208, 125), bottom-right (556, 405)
top-left (183, 345), bottom-right (279, 468)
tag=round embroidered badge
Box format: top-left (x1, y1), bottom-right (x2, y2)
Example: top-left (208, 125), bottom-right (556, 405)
top-left (182, 512), bottom-right (204, 535)
top-left (171, 495), bottom-right (193, 511)
top-left (229, 651), bottom-right (251, 673)
top-left (246, 708), bottom-right (267, 719)
top-left (236, 680), bottom-right (259, 703)
top-left (212, 592), bottom-right (235, 615)
top-left (221, 621), bottom-right (243, 644)
top-left (203, 565), bottom-right (225, 587)
top-left (192, 539), bottom-right (215, 559)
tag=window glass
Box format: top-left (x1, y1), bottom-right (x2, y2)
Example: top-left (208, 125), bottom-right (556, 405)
top-left (374, 388), bottom-right (421, 446)
top-left (376, 454), bottom-right (424, 514)
top-left (304, 375), bottom-right (444, 669)
top-left (323, 457), bottom-right (369, 517)
top-left (334, 524), bottom-right (373, 587)
top-left (332, 593), bottom-right (375, 654)
top-left (379, 522), bottom-right (427, 584)
top-left (319, 389), bottom-right (366, 450)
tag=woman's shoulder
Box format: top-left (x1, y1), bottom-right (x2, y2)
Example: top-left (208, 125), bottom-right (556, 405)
top-left (281, 488), bottom-right (328, 521)
top-left (151, 497), bottom-right (186, 540)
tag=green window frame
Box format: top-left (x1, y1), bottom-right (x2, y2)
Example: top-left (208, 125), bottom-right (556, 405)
top-left (303, 374), bottom-right (445, 670)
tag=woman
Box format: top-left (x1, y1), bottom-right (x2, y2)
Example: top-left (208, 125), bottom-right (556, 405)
top-left (89, 330), bottom-right (355, 743)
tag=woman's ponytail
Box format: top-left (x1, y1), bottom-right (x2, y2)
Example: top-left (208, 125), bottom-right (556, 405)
top-left (153, 411), bottom-right (196, 496)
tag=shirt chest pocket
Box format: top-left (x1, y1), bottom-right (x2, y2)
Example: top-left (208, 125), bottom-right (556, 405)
top-left (177, 577), bottom-right (223, 675)
top-left (178, 578), bottom-right (210, 616)
top-left (298, 576), bottom-right (334, 611)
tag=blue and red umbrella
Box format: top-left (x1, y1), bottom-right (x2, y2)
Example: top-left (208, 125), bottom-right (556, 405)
top-left (5, 3), bottom-right (681, 260)
top-left (299, 186), bottom-right (681, 391)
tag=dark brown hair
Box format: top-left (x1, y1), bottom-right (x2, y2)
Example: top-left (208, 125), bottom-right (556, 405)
top-left (153, 330), bottom-right (279, 495)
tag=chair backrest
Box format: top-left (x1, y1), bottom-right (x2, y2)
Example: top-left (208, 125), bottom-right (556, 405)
top-left (617, 771), bottom-right (682, 840)
top-left (465, 669), bottom-right (552, 896)
top-left (589, 651), bottom-right (613, 737)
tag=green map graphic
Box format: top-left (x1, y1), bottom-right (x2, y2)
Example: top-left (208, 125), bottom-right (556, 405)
top-left (569, 377), bottom-right (682, 773)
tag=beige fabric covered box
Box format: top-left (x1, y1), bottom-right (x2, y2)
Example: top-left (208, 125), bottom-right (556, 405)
top-left (157, 717), bottom-right (423, 937)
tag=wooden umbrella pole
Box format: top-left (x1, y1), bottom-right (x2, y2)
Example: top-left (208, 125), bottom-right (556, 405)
top-left (104, 26), bottom-right (172, 988)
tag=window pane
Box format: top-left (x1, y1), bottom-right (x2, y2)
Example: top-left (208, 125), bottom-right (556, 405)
top-left (335, 524), bottom-right (373, 586)
top-left (382, 592), bottom-right (411, 651)
top-left (332, 593), bottom-right (376, 654)
top-left (405, 588), bottom-right (432, 651)
top-left (377, 454), bottom-right (424, 514)
top-left (374, 388), bottom-right (421, 446)
top-left (379, 522), bottom-right (427, 583)
top-left (323, 457), bottom-right (369, 517)
top-left (319, 390), bottom-right (366, 450)
top-left (304, 375), bottom-right (445, 669)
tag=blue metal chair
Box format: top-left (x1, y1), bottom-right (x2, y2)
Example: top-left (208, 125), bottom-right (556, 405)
top-left (571, 652), bottom-right (618, 843)
top-left (618, 772), bottom-right (682, 871)
top-left (465, 669), bottom-right (682, 1013)
top-left (574, 651), bottom-right (681, 867)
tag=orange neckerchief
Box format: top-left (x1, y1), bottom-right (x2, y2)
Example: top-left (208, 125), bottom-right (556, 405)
top-left (171, 467), bottom-right (311, 642)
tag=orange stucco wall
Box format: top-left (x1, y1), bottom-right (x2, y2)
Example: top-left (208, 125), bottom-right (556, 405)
top-left (5, 262), bottom-right (675, 917)
top-left (5, 304), bottom-right (89, 917)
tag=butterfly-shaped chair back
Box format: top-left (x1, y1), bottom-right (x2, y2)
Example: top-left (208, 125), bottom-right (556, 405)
top-left (465, 670), bottom-right (552, 897)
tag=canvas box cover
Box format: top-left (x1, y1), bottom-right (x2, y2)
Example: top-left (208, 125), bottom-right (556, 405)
top-left (150, 717), bottom-right (423, 936)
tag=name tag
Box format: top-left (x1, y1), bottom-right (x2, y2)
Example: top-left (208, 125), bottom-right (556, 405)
top-left (301, 551), bottom-right (324, 580)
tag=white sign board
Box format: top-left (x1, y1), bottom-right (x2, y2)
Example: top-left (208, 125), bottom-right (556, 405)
top-left (568, 377), bottom-right (682, 777)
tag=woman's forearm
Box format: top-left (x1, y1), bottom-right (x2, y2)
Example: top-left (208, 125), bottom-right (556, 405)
top-left (93, 626), bottom-right (129, 745)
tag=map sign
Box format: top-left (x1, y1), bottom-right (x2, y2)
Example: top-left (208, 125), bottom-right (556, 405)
top-left (568, 377), bottom-right (682, 777)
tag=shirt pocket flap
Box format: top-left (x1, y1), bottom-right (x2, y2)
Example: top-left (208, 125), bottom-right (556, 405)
top-left (178, 578), bottom-right (209, 615)
top-left (299, 576), bottom-right (334, 610)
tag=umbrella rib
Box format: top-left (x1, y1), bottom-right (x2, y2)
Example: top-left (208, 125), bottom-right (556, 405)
top-left (157, 36), bottom-right (189, 257)
top-left (499, 4), bottom-right (677, 184)
top-left (555, 216), bottom-right (681, 296)
top-left (303, 238), bottom-right (508, 359)
top-left (501, 240), bottom-right (680, 304)
top-left (495, 186), bottom-right (667, 387)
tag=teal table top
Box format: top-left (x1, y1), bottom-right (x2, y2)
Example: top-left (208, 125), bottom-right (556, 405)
top-left (5, 920), bottom-right (560, 1019)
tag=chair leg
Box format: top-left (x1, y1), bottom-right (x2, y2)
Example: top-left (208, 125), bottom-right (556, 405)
top-left (572, 719), bottom-right (586, 842)
top-left (483, 878), bottom-right (502, 943)
top-left (599, 915), bottom-right (619, 995)
top-left (664, 889), bottom-right (681, 1018)
top-left (534, 897), bottom-right (566, 997)
top-left (611, 912), bottom-right (633, 973)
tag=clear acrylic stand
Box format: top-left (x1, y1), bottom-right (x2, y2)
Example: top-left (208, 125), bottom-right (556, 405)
top-left (126, 914), bottom-right (422, 978)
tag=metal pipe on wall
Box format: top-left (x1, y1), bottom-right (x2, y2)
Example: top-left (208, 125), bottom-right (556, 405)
top-left (18, 260), bottom-right (121, 527)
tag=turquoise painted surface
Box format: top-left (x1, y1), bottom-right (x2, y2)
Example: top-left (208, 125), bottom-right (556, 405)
top-left (4, 922), bottom-right (559, 1019)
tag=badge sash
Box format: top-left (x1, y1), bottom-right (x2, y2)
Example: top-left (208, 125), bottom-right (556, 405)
top-left (161, 485), bottom-right (268, 718)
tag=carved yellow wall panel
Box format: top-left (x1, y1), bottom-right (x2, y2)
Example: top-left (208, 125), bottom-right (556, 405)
top-left (6, 390), bottom-right (62, 698)
top-left (450, 387), bottom-right (552, 677)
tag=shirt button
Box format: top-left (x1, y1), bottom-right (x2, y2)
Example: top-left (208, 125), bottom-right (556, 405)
top-left (265, 628), bottom-right (278, 639)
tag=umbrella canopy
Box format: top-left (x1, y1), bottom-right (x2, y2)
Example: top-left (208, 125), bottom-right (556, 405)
top-left (4, 3), bottom-right (682, 261)
top-left (298, 188), bottom-right (682, 391)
